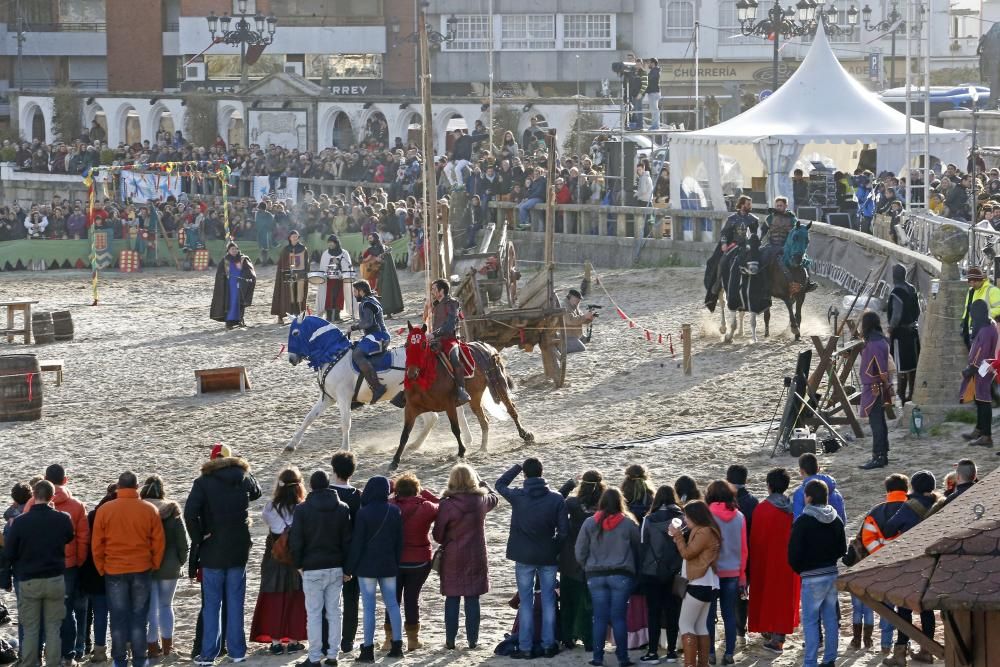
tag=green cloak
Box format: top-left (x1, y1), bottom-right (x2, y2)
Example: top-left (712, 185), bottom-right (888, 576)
top-left (379, 251), bottom-right (404, 316)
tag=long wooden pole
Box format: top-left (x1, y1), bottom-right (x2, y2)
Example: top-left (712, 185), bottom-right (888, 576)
top-left (419, 10), bottom-right (441, 286)
top-left (544, 129), bottom-right (557, 268)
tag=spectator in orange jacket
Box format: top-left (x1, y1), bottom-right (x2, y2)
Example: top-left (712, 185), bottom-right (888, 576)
top-left (24, 464), bottom-right (90, 665)
top-left (92, 472), bottom-right (165, 667)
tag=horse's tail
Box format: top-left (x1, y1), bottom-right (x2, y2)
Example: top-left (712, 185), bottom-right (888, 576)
top-left (469, 341), bottom-right (515, 399)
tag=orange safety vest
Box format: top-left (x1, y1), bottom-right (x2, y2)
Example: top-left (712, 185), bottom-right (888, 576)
top-left (860, 491), bottom-right (909, 555)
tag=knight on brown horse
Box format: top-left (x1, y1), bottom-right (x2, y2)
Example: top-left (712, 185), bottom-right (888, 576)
top-left (429, 279), bottom-right (471, 405)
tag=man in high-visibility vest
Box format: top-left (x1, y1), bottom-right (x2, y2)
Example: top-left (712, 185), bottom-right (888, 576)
top-left (961, 266), bottom-right (1000, 348)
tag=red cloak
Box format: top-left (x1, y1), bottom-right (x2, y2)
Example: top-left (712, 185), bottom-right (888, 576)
top-left (747, 499), bottom-right (801, 635)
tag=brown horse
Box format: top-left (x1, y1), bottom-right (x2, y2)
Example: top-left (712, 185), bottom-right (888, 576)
top-left (390, 322), bottom-right (534, 470)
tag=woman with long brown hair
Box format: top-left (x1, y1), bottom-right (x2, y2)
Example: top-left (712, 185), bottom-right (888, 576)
top-left (250, 467), bottom-right (307, 655)
top-left (575, 488), bottom-right (640, 667)
top-left (558, 470), bottom-right (606, 652)
top-left (670, 500), bottom-right (721, 667)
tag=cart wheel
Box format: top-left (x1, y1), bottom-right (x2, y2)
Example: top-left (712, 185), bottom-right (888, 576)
top-left (504, 241), bottom-right (518, 306)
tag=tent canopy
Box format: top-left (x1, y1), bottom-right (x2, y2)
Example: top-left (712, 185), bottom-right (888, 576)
top-left (669, 22), bottom-right (969, 210)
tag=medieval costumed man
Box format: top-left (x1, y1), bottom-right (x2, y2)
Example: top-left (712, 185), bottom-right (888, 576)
top-left (886, 264), bottom-right (921, 406)
top-left (760, 197), bottom-right (817, 292)
top-left (270, 230), bottom-right (309, 325)
top-left (704, 195), bottom-right (757, 308)
top-left (315, 234), bottom-right (353, 322)
top-left (210, 242), bottom-right (257, 329)
top-left (859, 311), bottom-right (894, 470)
top-left (960, 299), bottom-right (999, 448)
top-left (359, 232), bottom-right (404, 315)
top-left (348, 280), bottom-right (390, 403)
top-left (429, 278), bottom-right (470, 405)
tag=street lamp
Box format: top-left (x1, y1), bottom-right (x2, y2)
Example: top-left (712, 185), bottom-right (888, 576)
top-left (738, 0), bottom-right (858, 94)
top-left (207, 7), bottom-right (278, 88)
top-left (861, 1), bottom-right (924, 89)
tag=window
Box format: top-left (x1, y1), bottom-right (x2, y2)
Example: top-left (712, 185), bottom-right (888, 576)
top-left (305, 54), bottom-right (383, 79)
top-left (445, 15), bottom-right (491, 51)
top-left (665, 0), bottom-right (695, 39)
top-left (717, 1), bottom-right (753, 43)
top-left (501, 14), bottom-right (555, 50)
top-left (562, 14), bottom-right (613, 49)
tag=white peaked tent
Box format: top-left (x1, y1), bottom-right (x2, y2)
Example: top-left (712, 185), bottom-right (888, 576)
top-left (669, 22), bottom-right (969, 210)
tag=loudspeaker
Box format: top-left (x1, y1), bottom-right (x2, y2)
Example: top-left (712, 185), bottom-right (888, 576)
top-left (603, 141), bottom-right (636, 195)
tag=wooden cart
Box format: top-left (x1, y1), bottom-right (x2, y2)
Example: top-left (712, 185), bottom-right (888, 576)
top-left (451, 130), bottom-right (569, 388)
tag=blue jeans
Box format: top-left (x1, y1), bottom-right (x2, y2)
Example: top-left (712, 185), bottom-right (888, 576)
top-left (200, 567), bottom-right (247, 661)
top-left (707, 576), bottom-right (739, 657)
top-left (517, 198), bottom-right (542, 226)
top-left (147, 578), bottom-right (178, 642)
top-left (514, 563), bottom-right (558, 652)
top-left (851, 595), bottom-right (874, 626)
top-left (61, 567), bottom-right (80, 659)
top-left (587, 574), bottom-right (633, 664)
top-left (444, 596), bottom-right (480, 647)
top-left (358, 577), bottom-right (401, 647)
top-left (106, 572), bottom-right (152, 667)
top-left (800, 573), bottom-right (839, 667)
top-left (90, 593), bottom-right (109, 646)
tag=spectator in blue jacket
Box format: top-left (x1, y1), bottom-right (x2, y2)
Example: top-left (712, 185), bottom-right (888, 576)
top-left (792, 454), bottom-right (846, 522)
top-left (496, 459), bottom-right (568, 659)
top-left (518, 170), bottom-right (547, 230)
top-left (345, 476), bottom-right (403, 663)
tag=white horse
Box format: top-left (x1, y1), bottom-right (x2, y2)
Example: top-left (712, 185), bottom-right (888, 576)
top-left (284, 314), bottom-right (470, 452)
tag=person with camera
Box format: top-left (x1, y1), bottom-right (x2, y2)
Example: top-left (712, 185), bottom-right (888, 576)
top-left (564, 289), bottom-right (597, 354)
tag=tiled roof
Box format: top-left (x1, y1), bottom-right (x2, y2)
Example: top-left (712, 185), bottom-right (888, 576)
top-left (838, 467), bottom-right (1000, 611)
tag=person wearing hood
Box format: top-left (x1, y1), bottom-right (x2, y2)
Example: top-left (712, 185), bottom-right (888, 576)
top-left (886, 264), bottom-right (921, 405)
top-left (289, 470), bottom-right (352, 667)
top-left (184, 444), bottom-right (262, 665)
top-left (637, 486), bottom-right (685, 664)
top-left (788, 480), bottom-right (846, 667)
top-left (359, 232), bottom-right (404, 316)
top-left (703, 481), bottom-right (747, 666)
top-left (747, 469), bottom-right (799, 654)
top-left (250, 468), bottom-right (307, 658)
top-left (496, 459), bottom-right (569, 660)
top-left (271, 230), bottom-right (310, 326)
top-left (315, 235), bottom-right (353, 322)
top-left (388, 473), bottom-right (438, 652)
top-left (140, 475), bottom-right (189, 661)
top-left (557, 471), bottom-right (606, 653)
top-left (433, 464), bottom-right (499, 651)
top-left (22, 464), bottom-right (89, 667)
top-left (344, 476), bottom-right (403, 663)
top-left (857, 311), bottom-right (894, 469)
top-left (575, 488), bottom-right (641, 667)
top-left (960, 298), bottom-right (998, 447)
top-left (792, 454), bottom-right (846, 522)
top-left (210, 242), bottom-right (256, 330)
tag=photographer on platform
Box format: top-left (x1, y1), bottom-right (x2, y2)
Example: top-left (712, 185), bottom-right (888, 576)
top-left (564, 289), bottom-right (597, 353)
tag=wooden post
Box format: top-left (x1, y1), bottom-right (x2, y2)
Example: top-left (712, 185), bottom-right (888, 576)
top-left (419, 10), bottom-right (440, 284)
top-left (682, 323), bottom-right (692, 376)
top-left (544, 130), bottom-right (557, 268)
top-left (439, 199), bottom-right (452, 274)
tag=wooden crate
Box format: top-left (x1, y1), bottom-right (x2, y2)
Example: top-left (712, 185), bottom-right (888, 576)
top-left (195, 366), bottom-right (250, 395)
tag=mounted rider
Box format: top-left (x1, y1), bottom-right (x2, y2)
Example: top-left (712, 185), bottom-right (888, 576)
top-left (704, 195), bottom-right (758, 308)
top-left (349, 279), bottom-right (390, 402)
top-left (429, 278), bottom-right (471, 406)
top-left (760, 196), bottom-right (817, 292)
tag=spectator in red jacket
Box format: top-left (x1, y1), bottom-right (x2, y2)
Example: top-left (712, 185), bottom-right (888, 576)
top-left (24, 464), bottom-right (90, 665)
top-left (388, 473), bottom-right (438, 652)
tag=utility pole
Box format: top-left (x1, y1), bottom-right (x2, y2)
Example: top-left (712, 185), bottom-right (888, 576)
top-left (14, 0), bottom-right (26, 91)
top-left (418, 9), bottom-right (441, 284)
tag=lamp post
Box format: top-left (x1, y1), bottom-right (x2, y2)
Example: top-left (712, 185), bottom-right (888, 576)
top-left (737, 0), bottom-right (858, 94)
top-left (861, 1), bottom-right (924, 89)
top-left (207, 0), bottom-right (277, 88)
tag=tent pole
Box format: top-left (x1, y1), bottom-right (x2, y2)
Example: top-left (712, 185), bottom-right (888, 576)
top-left (923, 1), bottom-right (930, 211)
top-left (904, 0), bottom-right (912, 215)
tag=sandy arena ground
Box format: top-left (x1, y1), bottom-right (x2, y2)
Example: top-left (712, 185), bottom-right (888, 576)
top-left (0, 264), bottom-right (988, 667)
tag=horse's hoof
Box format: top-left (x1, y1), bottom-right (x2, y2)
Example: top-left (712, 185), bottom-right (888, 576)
top-left (388, 460), bottom-right (399, 472)
top-left (522, 431), bottom-right (535, 442)
top-left (284, 444), bottom-right (296, 452)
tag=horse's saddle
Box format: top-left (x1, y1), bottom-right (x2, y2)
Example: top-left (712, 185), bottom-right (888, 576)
top-left (350, 345), bottom-right (396, 374)
top-left (439, 343), bottom-right (476, 379)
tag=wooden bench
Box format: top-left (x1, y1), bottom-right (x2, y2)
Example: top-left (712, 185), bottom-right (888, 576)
top-left (38, 359), bottom-right (64, 386)
top-left (195, 366), bottom-right (251, 395)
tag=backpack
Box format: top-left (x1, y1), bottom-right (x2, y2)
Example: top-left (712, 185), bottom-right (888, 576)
top-left (644, 519), bottom-right (682, 583)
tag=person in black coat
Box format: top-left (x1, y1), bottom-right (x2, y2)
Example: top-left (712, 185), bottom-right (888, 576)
top-left (3, 481), bottom-right (75, 667)
top-left (726, 465), bottom-right (758, 641)
top-left (183, 445), bottom-right (262, 663)
top-left (329, 452), bottom-right (363, 655)
top-left (637, 486), bottom-right (685, 663)
top-left (557, 471), bottom-right (605, 652)
top-left (291, 471), bottom-right (352, 667)
top-left (209, 243), bottom-right (256, 329)
top-left (345, 477), bottom-right (403, 662)
top-left (496, 459), bottom-right (568, 659)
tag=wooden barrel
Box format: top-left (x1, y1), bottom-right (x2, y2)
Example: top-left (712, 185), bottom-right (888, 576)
top-left (32, 312), bottom-right (54, 345)
top-left (0, 354), bottom-right (43, 421)
top-left (51, 311), bottom-right (74, 342)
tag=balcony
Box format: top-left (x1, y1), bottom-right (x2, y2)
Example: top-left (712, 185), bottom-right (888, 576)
top-left (26, 22), bottom-right (106, 32)
top-left (17, 78), bottom-right (107, 90)
top-left (273, 15), bottom-right (384, 27)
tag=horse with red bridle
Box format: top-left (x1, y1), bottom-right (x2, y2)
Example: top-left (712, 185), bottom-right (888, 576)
top-left (390, 322), bottom-right (534, 470)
